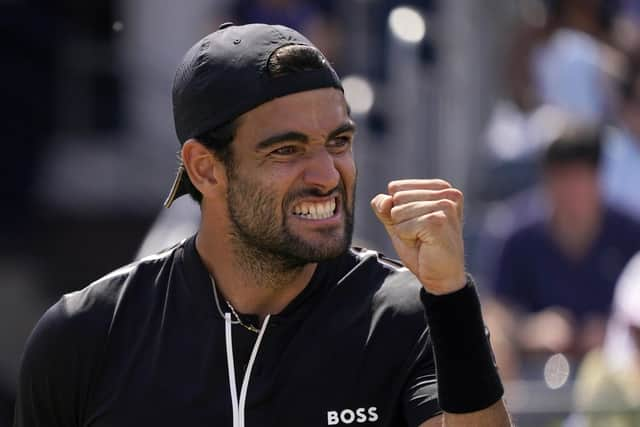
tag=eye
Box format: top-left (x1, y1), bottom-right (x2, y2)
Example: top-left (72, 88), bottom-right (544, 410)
top-left (271, 145), bottom-right (300, 156)
top-left (328, 135), bottom-right (352, 151)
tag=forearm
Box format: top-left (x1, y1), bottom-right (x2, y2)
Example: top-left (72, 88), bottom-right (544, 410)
top-left (421, 277), bottom-right (511, 424)
top-left (371, 181), bottom-right (511, 425)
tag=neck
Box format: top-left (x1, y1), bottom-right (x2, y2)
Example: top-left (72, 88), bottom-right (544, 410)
top-left (549, 208), bottom-right (602, 260)
top-left (195, 230), bottom-right (317, 322)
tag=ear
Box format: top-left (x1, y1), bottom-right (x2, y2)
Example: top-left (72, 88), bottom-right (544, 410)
top-left (181, 139), bottom-right (226, 199)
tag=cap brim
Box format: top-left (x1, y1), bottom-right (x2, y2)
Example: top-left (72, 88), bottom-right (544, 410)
top-left (164, 165), bottom-right (189, 208)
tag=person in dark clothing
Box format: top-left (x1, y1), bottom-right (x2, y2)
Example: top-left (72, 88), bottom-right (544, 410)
top-left (14, 23), bottom-right (510, 426)
top-left (493, 121), bottom-right (640, 370)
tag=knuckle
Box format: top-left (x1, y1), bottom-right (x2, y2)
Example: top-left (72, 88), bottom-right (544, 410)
top-left (446, 188), bottom-right (463, 200)
top-left (388, 182), bottom-right (395, 193)
top-left (391, 191), bottom-right (405, 205)
top-left (434, 179), bottom-right (452, 188)
top-left (389, 205), bottom-right (404, 222)
top-left (388, 180), bottom-right (403, 193)
top-left (438, 199), bottom-right (456, 213)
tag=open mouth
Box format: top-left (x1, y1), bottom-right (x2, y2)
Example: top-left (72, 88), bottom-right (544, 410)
top-left (292, 197), bottom-right (337, 220)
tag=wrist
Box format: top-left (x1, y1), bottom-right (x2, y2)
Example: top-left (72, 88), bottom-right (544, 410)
top-left (421, 275), bottom-right (504, 413)
top-left (422, 272), bottom-right (467, 296)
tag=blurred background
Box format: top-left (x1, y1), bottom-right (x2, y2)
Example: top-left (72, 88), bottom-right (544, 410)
top-left (3, 0), bottom-right (640, 425)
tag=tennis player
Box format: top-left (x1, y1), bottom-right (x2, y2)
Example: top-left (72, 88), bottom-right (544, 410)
top-left (14, 23), bottom-right (510, 427)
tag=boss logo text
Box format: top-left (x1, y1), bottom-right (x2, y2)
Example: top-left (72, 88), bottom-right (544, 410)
top-left (327, 407), bottom-right (379, 425)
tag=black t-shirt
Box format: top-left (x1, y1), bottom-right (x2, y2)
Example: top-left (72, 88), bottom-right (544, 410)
top-left (14, 235), bottom-right (441, 426)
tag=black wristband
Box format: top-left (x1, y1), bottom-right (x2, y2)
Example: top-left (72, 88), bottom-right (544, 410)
top-left (421, 276), bottom-right (504, 413)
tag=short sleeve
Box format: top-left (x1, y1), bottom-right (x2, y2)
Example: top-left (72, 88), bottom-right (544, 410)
top-left (14, 293), bottom-right (107, 427)
top-left (402, 333), bottom-right (442, 426)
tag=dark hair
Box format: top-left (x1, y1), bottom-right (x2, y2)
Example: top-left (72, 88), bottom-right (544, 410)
top-left (545, 0), bottom-right (617, 31)
top-left (543, 122), bottom-right (602, 169)
top-left (267, 44), bottom-right (330, 76)
top-left (183, 43), bottom-right (330, 204)
top-left (183, 119), bottom-right (238, 204)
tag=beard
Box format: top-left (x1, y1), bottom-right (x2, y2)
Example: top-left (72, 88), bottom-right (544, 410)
top-left (225, 168), bottom-right (355, 273)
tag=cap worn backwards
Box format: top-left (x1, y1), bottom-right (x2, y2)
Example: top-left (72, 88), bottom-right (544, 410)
top-left (165, 22), bottom-right (343, 208)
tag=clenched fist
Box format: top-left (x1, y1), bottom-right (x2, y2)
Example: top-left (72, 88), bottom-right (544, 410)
top-left (371, 179), bottom-right (467, 295)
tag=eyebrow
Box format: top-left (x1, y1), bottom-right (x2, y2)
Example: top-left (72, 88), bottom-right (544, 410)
top-left (256, 131), bottom-right (308, 151)
top-left (255, 120), bottom-right (357, 151)
top-left (327, 121), bottom-right (357, 141)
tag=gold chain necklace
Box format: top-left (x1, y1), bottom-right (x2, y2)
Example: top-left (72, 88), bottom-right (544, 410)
top-left (225, 300), bottom-right (260, 334)
top-left (210, 274), bottom-right (260, 334)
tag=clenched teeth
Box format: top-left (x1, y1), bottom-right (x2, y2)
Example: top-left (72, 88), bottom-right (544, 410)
top-left (293, 198), bottom-right (337, 220)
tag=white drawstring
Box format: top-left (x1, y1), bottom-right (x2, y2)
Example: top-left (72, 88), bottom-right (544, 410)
top-left (239, 314), bottom-right (270, 426)
top-left (217, 253), bottom-right (368, 426)
top-left (225, 313), bottom-right (240, 427)
top-left (224, 311), bottom-right (271, 427)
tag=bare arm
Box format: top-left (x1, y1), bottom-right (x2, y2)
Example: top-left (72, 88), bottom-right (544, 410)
top-left (372, 180), bottom-right (513, 427)
top-left (420, 400), bottom-right (512, 427)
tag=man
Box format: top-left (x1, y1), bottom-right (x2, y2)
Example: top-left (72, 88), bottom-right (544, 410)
top-left (14, 23), bottom-right (510, 426)
top-left (493, 122), bottom-right (640, 367)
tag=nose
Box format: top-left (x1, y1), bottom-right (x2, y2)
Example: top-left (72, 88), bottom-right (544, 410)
top-left (303, 149), bottom-right (340, 192)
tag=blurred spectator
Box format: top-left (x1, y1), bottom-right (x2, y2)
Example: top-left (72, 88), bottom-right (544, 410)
top-left (490, 121), bottom-right (640, 377)
top-left (611, 0), bottom-right (640, 58)
top-left (479, 0), bottom-right (619, 201)
top-left (531, 0), bottom-right (623, 122)
top-left (481, 10), bottom-right (549, 201)
top-left (601, 60), bottom-right (640, 220)
top-left (572, 251), bottom-right (640, 426)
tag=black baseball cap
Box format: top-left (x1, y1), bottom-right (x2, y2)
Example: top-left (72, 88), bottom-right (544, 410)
top-left (164, 22), bottom-right (343, 207)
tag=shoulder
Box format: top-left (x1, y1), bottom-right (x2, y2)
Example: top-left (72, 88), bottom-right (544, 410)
top-left (340, 247), bottom-right (425, 316)
top-left (601, 208), bottom-right (640, 244)
top-left (24, 242), bottom-right (183, 364)
top-left (329, 248), bottom-right (431, 363)
top-left (604, 207), bottom-right (640, 228)
top-left (502, 220), bottom-right (546, 253)
top-left (344, 247), bottom-right (414, 282)
top-left (16, 238), bottom-right (196, 421)
top-left (67, 242), bottom-right (181, 320)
